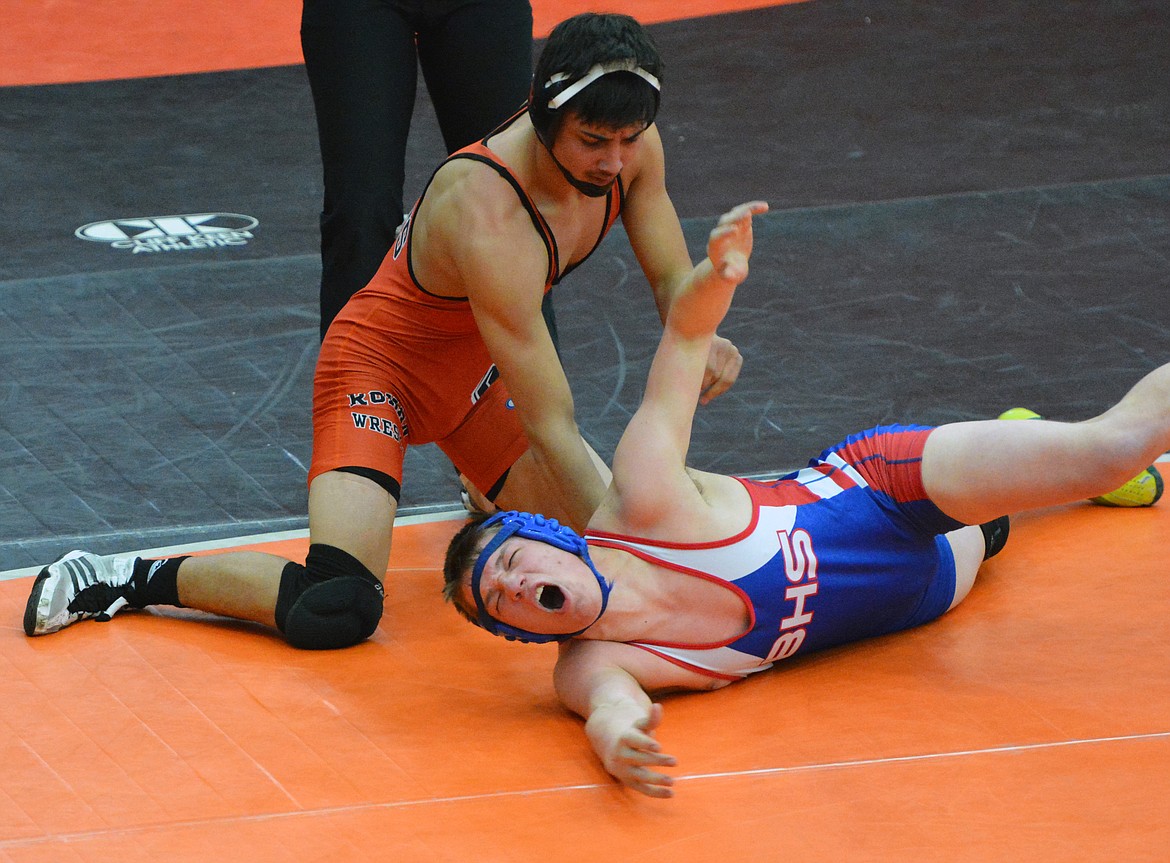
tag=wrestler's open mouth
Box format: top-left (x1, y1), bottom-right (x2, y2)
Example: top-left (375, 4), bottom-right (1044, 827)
top-left (536, 585), bottom-right (564, 610)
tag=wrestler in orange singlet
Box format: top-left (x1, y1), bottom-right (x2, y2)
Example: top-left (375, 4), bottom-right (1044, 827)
top-left (25, 14), bottom-right (762, 652)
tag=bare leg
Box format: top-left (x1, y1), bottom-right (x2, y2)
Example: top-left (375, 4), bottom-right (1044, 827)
top-left (176, 470), bottom-right (397, 627)
top-left (923, 362), bottom-right (1170, 525)
top-left (176, 552), bottom-right (286, 626)
top-left (492, 437), bottom-right (612, 530)
top-left (944, 525), bottom-right (986, 612)
top-left (305, 470), bottom-right (397, 574)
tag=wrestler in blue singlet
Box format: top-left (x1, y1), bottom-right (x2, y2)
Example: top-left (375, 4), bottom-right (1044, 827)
top-left (585, 425), bottom-right (967, 680)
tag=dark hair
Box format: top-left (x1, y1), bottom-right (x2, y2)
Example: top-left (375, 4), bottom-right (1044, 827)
top-left (530, 13), bottom-right (664, 143)
top-left (442, 513), bottom-right (494, 624)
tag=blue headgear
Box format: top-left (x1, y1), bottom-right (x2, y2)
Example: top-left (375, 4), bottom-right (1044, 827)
top-left (469, 511), bottom-right (612, 643)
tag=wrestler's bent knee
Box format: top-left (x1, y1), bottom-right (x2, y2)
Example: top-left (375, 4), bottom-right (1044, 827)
top-left (275, 543), bottom-right (385, 649)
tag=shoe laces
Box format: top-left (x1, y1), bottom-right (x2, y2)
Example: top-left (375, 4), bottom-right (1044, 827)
top-left (68, 583), bottom-right (131, 620)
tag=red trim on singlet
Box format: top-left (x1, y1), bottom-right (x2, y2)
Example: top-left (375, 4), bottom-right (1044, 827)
top-left (585, 520), bottom-right (759, 651)
top-left (738, 466), bottom-right (860, 506)
top-left (629, 646), bottom-right (744, 683)
top-left (832, 427), bottom-right (932, 504)
top-left (586, 496), bottom-right (761, 552)
top-left (586, 519), bottom-right (773, 682)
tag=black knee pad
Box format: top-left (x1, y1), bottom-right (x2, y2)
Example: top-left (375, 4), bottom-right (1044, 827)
top-left (275, 544), bottom-right (385, 649)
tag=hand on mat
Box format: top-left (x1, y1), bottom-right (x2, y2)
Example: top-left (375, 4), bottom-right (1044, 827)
top-left (589, 702), bottom-right (677, 798)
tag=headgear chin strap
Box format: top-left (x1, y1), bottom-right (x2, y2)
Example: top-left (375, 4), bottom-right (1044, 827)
top-left (542, 148), bottom-right (614, 198)
top-left (469, 511), bottom-right (611, 644)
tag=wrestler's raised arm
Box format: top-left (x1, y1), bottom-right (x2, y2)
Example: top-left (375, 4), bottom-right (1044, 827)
top-left (608, 201), bottom-right (767, 526)
top-left (623, 131), bottom-right (754, 404)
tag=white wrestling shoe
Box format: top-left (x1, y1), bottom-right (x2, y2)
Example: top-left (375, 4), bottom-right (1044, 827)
top-left (460, 489), bottom-right (499, 516)
top-left (23, 550), bottom-right (137, 637)
top-left (458, 472), bottom-right (499, 517)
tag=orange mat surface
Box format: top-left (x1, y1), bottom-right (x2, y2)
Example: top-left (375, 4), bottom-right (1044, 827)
top-left (2, 501), bottom-right (1168, 862)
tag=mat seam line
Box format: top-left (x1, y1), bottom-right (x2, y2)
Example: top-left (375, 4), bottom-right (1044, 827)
top-left (3, 729), bottom-right (1167, 850)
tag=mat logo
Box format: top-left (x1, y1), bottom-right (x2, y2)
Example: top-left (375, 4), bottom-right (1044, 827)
top-left (75, 213), bottom-right (258, 254)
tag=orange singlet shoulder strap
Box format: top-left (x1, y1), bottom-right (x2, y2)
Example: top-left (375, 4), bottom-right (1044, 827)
top-left (445, 106), bottom-right (559, 288)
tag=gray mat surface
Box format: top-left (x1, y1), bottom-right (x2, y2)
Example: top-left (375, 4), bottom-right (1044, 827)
top-left (3, 0), bottom-right (1168, 570)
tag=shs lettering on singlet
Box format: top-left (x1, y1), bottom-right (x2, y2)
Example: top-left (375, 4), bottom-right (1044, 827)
top-left (585, 460), bottom-right (957, 681)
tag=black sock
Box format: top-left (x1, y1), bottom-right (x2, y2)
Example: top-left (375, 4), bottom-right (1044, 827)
top-left (129, 556), bottom-right (188, 607)
top-left (979, 516), bottom-right (1011, 560)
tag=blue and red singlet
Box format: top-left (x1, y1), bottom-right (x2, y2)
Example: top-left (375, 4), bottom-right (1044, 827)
top-left (586, 426), bottom-right (967, 681)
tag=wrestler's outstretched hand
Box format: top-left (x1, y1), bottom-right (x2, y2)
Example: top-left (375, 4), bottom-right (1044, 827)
top-left (697, 201), bottom-right (768, 403)
top-left (707, 200), bottom-right (768, 283)
top-left (589, 702), bottom-right (677, 798)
